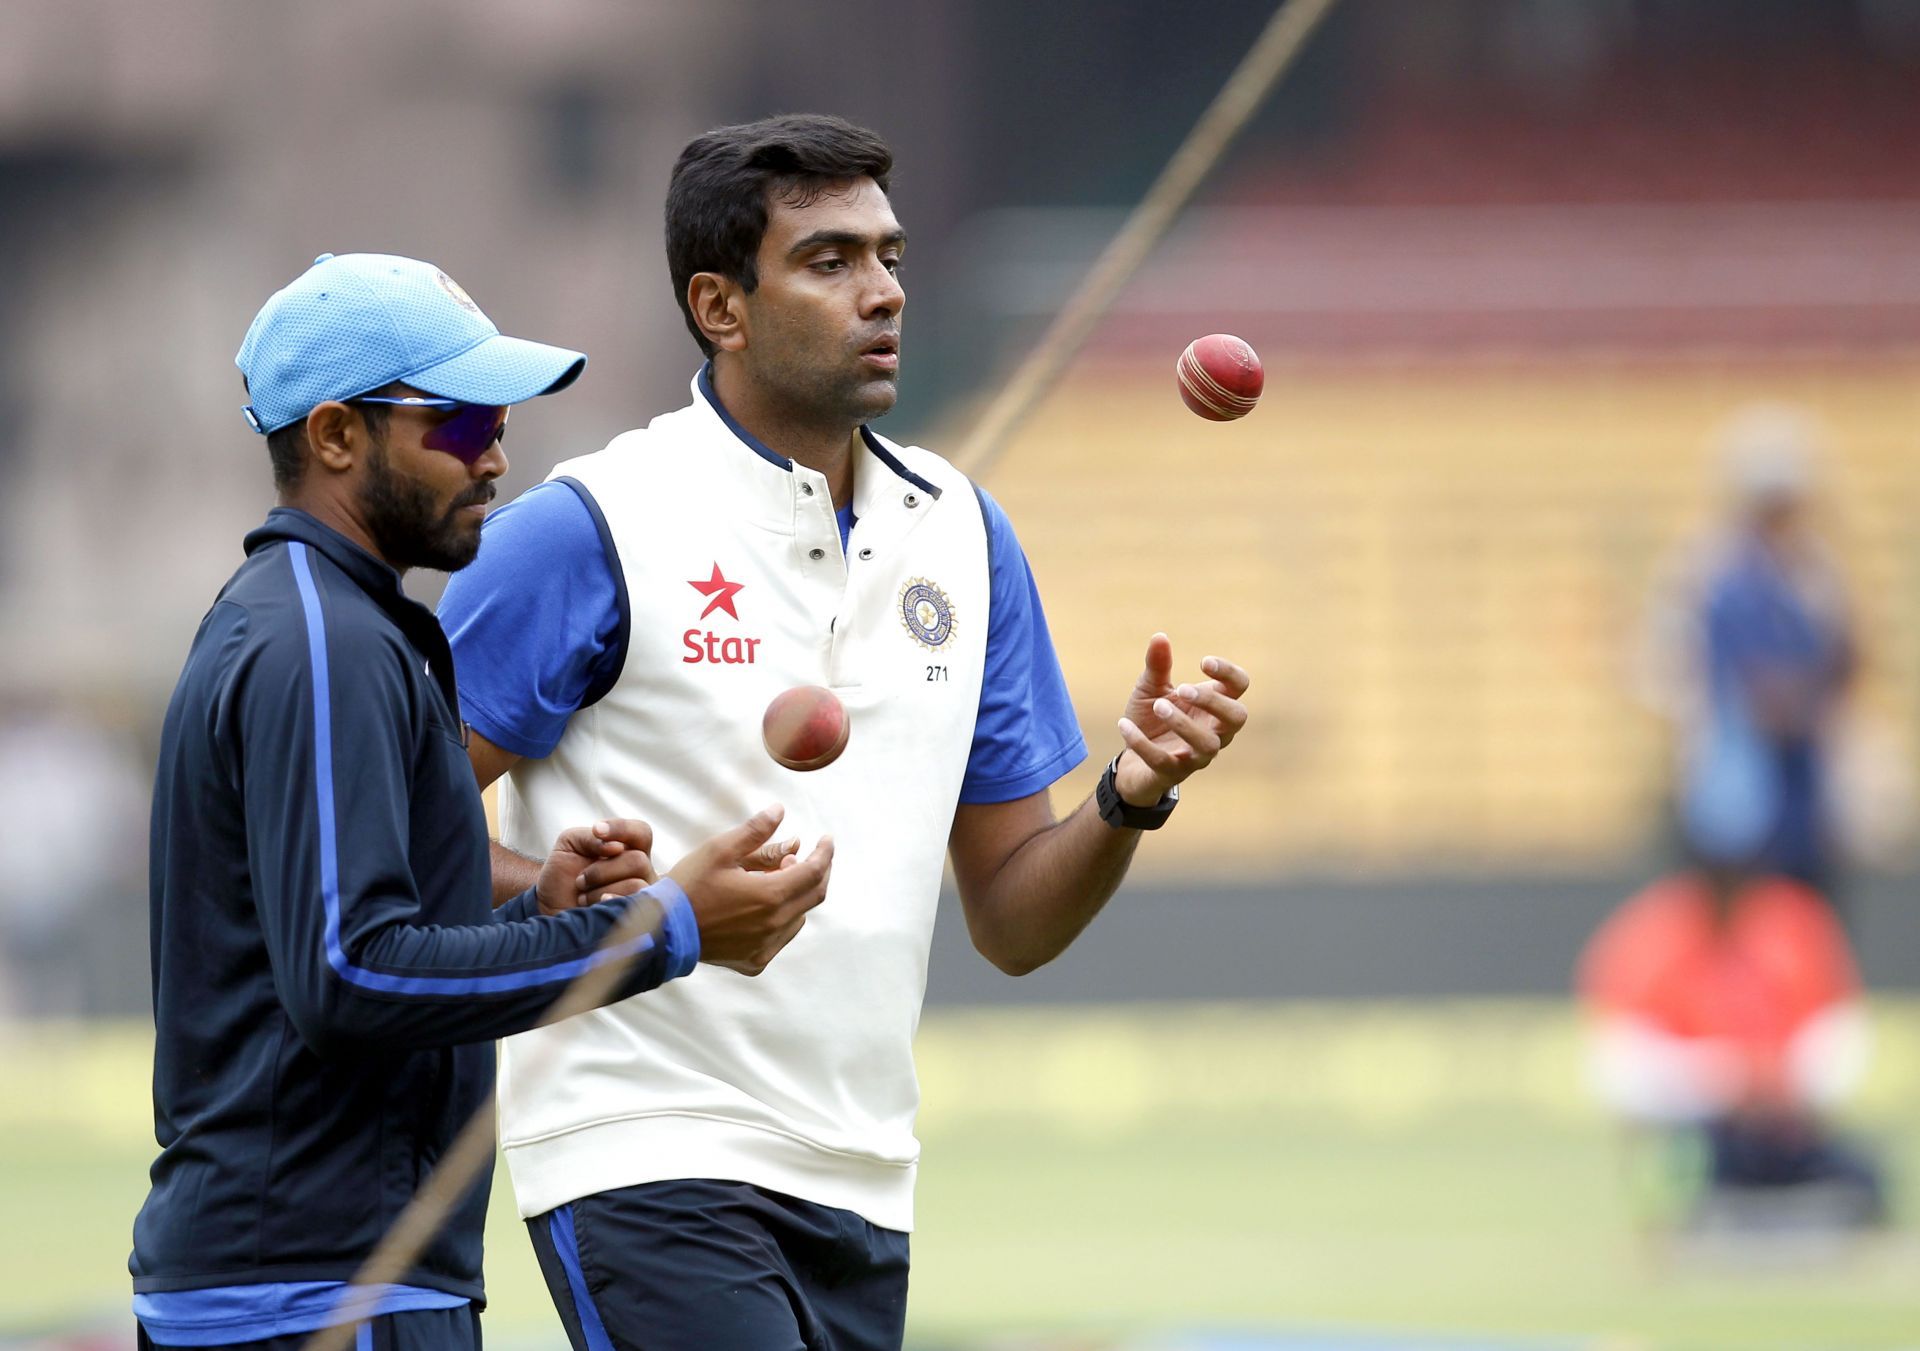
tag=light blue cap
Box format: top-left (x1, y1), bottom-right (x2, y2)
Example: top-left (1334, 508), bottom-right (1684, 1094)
top-left (235, 252), bottom-right (586, 434)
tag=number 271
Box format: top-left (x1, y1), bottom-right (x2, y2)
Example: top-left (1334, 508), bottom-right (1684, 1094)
top-left (926, 665), bottom-right (948, 682)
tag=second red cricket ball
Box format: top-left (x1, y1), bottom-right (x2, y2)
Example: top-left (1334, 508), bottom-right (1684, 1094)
top-left (1177, 333), bottom-right (1264, 421)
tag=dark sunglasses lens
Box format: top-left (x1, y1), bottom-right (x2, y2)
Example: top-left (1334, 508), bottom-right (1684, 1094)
top-left (421, 403), bottom-right (507, 462)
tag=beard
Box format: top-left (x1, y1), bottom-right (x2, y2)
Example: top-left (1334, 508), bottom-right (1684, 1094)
top-left (358, 440), bottom-right (491, 572)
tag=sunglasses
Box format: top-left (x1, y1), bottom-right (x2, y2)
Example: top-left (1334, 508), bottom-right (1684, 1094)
top-left (350, 396), bottom-right (508, 464)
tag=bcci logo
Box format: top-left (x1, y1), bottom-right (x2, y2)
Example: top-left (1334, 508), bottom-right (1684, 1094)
top-left (435, 271), bottom-right (483, 315)
top-left (899, 578), bottom-right (956, 650)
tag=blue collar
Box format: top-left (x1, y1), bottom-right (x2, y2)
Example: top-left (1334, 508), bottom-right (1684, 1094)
top-left (697, 363), bottom-right (789, 471)
top-left (245, 507), bottom-right (401, 597)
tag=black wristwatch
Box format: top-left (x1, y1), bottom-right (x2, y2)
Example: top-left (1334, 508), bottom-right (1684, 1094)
top-left (1095, 755), bottom-right (1179, 830)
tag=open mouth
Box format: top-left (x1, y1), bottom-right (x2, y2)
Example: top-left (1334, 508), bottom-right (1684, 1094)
top-left (860, 337), bottom-right (899, 370)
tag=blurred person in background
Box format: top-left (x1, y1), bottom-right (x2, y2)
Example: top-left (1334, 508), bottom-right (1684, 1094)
top-left (1614, 407), bottom-right (1886, 1233)
top-left (0, 695), bottom-right (146, 1018)
top-left (1578, 852), bottom-right (1886, 1235)
top-left (1637, 407), bottom-right (1861, 907)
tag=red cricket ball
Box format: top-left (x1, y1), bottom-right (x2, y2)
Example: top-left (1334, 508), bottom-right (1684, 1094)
top-left (761, 685), bottom-right (850, 772)
top-left (1176, 333), bottom-right (1264, 421)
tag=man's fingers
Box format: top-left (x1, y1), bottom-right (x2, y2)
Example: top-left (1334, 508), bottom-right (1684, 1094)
top-left (591, 817), bottom-right (654, 856)
top-left (1199, 654), bottom-right (1250, 698)
top-left (716, 805), bottom-right (785, 859)
top-left (1150, 697), bottom-right (1220, 760)
top-left (583, 877), bottom-right (649, 904)
top-left (1174, 682), bottom-right (1248, 738)
top-left (1138, 631), bottom-right (1175, 690)
top-left (578, 850), bottom-right (657, 895)
top-left (1117, 717), bottom-right (1182, 775)
top-left (741, 837), bottom-right (801, 874)
top-left (551, 825), bottom-right (594, 858)
top-left (776, 837), bottom-right (834, 911)
top-left (554, 816), bottom-right (658, 863)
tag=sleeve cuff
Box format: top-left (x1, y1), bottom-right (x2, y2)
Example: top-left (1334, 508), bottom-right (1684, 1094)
top-left (495, 887), bottom-right (541, 923)
top-left (957, 736), bottom-right (1089, 805)
top-left (646, 877), bottom-right (701, 979)
top-left (460, 694), bottom-right (563, 762)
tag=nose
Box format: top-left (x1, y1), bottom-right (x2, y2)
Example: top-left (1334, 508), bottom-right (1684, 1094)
top-left (864, 259), bottom-right (904, 321)
top-left (472, 440), bottom-right (508, 480)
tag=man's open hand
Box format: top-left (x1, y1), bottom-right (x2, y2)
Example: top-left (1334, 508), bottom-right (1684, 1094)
top-left (1113, 633), bottom-right (1250, 807)
top-left (668, 806), bottom-right (834, 976)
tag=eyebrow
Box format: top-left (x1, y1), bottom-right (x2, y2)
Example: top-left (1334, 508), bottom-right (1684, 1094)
top-left (787, 227), bottom-right (907, 258)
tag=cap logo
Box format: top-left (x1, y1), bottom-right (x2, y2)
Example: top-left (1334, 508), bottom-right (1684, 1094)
top-left (435, 271), bottom-right (482, 314)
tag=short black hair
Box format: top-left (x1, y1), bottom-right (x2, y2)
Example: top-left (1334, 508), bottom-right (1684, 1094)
top-left (665, 114), bottom-right (893, 356)
top-left (265, 422), bottom-right (306, 491)
top-left (252, 382), bottom-right (390, 492)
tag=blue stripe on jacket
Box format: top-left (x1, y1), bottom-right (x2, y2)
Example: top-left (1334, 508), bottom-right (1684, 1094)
top-left (289, 540), bottom-right (675, 996)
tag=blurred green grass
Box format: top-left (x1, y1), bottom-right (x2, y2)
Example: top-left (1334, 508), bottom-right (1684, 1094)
top-left (7, 1001), bottom-right (1919, 1350)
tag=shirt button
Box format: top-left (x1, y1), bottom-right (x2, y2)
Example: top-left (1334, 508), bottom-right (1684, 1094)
top-left (903, 492), bottom-right (920, 508)
top-left (857, 547), bottom-right (873, 561)
top-left (800, 483), bottom-right (814, 496)
top-left (809, 548), bottom-right (826, 561)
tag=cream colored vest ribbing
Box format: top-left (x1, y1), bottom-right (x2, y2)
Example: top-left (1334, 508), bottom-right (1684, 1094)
top-left (495, 385), bottom-right (989, 1231)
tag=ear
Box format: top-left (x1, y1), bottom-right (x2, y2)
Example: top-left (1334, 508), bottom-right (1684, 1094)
top-left (304, 401), bottom-right (363, 474)
top-left (687, 273), bottom-right (748, 354)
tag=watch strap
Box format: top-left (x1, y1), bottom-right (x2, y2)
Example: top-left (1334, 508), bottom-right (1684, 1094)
top-left (1096, 755), bottom-right (1179, 830)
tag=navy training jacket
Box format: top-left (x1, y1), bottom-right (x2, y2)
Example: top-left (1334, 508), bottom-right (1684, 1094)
top-left (132, 508), bottom-right (695, 1303)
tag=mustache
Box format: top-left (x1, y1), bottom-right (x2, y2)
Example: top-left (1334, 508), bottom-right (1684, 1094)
top-left (453, 483), bottom-right (497, 512)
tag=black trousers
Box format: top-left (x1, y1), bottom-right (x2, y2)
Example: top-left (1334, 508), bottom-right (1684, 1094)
top-left (527, 1179), bottom-right (910, 1351)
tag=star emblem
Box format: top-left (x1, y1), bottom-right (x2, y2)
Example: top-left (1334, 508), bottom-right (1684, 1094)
top-left (689, 563), bottom-right (746, 620)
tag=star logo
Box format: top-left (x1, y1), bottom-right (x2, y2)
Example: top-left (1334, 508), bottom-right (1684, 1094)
top-left (689, 563), bottom-right (746, 621)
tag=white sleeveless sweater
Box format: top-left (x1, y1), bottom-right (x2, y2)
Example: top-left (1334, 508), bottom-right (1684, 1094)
top-left (495, 381), bottom-right (990, 1231)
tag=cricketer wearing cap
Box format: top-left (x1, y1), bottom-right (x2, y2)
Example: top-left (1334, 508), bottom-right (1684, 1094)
top-left (442, 115), bottom-right (1252, 1351)
top-left (132, 253), bottom-right (834, 1351)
